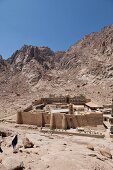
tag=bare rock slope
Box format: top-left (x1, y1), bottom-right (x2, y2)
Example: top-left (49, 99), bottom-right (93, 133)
top-left (1, 25), bottom-right (113, 116)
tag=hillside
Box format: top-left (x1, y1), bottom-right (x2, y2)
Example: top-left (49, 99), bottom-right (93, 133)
top-left (1, 25), bottom-right (113, 117)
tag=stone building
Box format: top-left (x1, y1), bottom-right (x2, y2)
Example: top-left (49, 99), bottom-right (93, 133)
top-left (17, 95), bottom-right (103, 130)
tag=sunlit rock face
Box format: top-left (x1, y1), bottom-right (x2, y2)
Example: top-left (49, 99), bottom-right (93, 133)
top-left (1, 25), bottom-right (113, 116)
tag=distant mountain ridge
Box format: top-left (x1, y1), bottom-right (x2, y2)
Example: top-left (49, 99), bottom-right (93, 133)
top-left (0, 24), bottom-right (113, 117)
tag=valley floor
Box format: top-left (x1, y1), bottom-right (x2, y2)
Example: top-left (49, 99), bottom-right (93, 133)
top-left (0, 115), bottom-right (113, 170)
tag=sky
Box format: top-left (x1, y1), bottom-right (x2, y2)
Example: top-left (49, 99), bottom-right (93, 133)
top-left (0, 0), bottom-right (113, 59)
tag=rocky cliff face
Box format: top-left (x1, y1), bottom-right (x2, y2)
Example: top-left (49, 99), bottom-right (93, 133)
top-left (7, 45), bottom-right (54, 71)
top-left (1, 24), bottom-right (113, 117)
top-left (57, 25), bottom-right (113, 104)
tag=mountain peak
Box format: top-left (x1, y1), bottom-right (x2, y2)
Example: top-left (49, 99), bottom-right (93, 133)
top-left (7, 45), bottom-right (54, 71)
top-left (0, 24), bottom-right (113, 113)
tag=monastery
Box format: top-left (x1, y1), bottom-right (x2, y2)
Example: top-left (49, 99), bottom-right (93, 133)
top-left (17, 95), bottom-right (103, 130)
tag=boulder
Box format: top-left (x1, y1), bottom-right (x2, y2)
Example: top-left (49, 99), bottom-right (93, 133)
top-left (22, 137), bottom-right (34, 148)
top-left (88, 153), bottom-right (97, 157)
top-left (99, 148), bottom-right (112, 159)
top-left (87, 144), bottom-right (94, 151)
top-left (2, 156), bottom-right (24, 170)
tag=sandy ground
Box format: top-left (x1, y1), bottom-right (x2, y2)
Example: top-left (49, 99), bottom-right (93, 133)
top-left (0, 116), bottom-right (113, 170)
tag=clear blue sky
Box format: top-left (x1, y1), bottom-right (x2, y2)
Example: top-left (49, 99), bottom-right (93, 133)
top-left (0, 0), bottom-right (113, 59)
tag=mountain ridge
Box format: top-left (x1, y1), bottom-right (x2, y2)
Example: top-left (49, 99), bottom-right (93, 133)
top-left (0, 24), bottom-right (113, 117)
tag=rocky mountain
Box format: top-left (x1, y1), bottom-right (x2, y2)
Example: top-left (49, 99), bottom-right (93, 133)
top-left (1, 24), bottom-right (113, 117)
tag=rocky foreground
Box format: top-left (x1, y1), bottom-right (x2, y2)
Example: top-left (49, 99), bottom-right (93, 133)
top-left (0, 25), bottom-right (113, 117)
top-left (0, 116), bottom-right (112, 170)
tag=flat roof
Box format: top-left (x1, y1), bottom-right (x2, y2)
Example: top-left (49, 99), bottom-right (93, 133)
top-left (85, 102), bottom-right (103, 108)
top-left (50, 109), bottom-right (69, 113)
top-left (73, 105), bottom-right (84, 108)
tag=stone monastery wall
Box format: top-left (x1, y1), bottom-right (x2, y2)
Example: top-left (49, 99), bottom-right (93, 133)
top-left (17, 111), bottom-right (103, 129)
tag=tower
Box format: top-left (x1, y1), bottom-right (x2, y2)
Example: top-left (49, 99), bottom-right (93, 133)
top-left (69, 104), bottom-right (74, 114)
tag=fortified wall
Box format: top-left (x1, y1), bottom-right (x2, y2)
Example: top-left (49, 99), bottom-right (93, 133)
top-left (17, 95), bottom-right (103, 130)
top-left (17, 111), bottom-right (103, 129)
